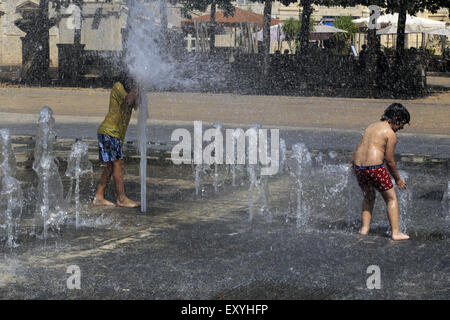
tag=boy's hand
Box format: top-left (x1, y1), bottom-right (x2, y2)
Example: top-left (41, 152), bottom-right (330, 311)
top-left (349, 161), bottom-right (354, 171)
top-left (395, 178), bottom-right (407, 190)
top-left (125, 86), bottom-right (138, 108)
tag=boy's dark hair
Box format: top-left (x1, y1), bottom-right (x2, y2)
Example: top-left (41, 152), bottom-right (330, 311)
top-left (114, 70), bottom-right (135, 93)
top-left (380, 103), bottom-right (410, 125)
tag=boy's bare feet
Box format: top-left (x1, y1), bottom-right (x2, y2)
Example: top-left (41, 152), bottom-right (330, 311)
top-left (359, 227), bottom-right (370, 236)
top-left (392, 232), bottom-right (410, 241)
top-left (116, 197), bottom-right (140, 208)
top-left (92, 197), bottom-right (115, 206)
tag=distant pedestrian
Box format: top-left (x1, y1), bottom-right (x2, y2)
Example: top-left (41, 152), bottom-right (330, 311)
top-left (359, 44), bottom-right (368, 70)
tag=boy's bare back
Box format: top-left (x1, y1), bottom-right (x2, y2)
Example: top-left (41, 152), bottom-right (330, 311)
top-left (352, 121), bottom-right (397, 167)
top-left (351, 103), bottom-right (410, 241)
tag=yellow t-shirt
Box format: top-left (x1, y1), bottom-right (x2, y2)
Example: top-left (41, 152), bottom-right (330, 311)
top-left (97, 82), bottom-right (135, 142)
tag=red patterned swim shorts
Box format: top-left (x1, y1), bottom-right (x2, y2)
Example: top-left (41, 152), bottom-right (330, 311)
top-left (354, 164), bottom-right (394, 192)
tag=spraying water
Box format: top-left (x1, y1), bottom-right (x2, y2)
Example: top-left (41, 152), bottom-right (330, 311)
top-left (194, 122), bottom-right (204, 197)
top-left (65, 141), bottom-right (93, 229)
top-left (137, 91), bottom-right (148, 212)
top-left (124, 0), bottom-right (194, 212)
top-left (0, 129), bottom-right (23, 247)
top-left (247, 161), bottom-right (258, 222)
top-left (212, 122), bottom-right (223, 193)
top-left (194, 162), bottom-right (203, 197)
top-left (32, 106), bottom-right (65, 238)
top-left (289, 143), bottom-right (312, 228)
top-left (279, 138), bottom-right (286, 174)
top-left (247, 124), bottom-right (261, 222)
top-left (229, 128), bottom-right (245, 187)
top-left (345, 165), bottom-right (363, 230)
top-left (315, 151), bottom-right (323, 168)
top-left (0, 129), bottom-right (17, 177)
top-left (396, 170), bottom-right (412, 234)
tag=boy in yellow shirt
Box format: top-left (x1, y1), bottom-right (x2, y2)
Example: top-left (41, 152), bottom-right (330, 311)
top-left (93, 77), bottom-right (140, 208)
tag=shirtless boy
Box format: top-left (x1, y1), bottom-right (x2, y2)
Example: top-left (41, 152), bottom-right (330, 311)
top-left (93, 75), bottom-right (140, 208)
top-left (351, 103), bottom-right (410, 241)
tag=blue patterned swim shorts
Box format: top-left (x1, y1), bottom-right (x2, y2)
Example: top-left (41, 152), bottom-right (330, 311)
top-left (98, 134), bottom-right (123, 163)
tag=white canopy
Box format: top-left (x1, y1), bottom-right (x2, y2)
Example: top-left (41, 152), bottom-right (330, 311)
top-left (312, 24), bottom-right (348, 34)
top-left (353, 14), bottom-right (445, 32)
top-left (377, 25), bottom-right (417, 35)
top-left (254, 23), bottom-right (347, 42)
top-left (421, 28), bottom-right (450, 37)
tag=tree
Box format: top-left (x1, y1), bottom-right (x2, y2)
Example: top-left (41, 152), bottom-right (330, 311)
top-left (282, 16), bottom-right (315, 52)
top-left (387, 0), bottom-right (449, 55)
top-left (257, 0), bottom-right (315, 86)
top-left (282, 17), bottom-right (300, 51)
top-left (16, 0), bottom-right (114, 83)
top-left (280, 0), bottom-right (345, 54)
top-left (333, 15), bottom-right (358, 54)
top-left (331, 0), bottom-right (449, 54)
top-left (14, 0), bottom-right (56, 83)
top-left (297, 0), bottom-right (313, 52)
top-left (262, 0), bottom-right (273, 85)
top-left (329, 0), bottom-right (448, 96)
top-left (179, 0), bottom-right (234, 51)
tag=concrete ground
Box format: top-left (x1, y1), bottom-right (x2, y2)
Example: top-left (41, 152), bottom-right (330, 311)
top-left (0, 77), bottom-right (449, 159)
top-left (0, 84), bottom-right (449, 300)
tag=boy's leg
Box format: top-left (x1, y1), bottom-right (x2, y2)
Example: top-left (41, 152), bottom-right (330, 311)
top-left (360, 185), bottom-right (375, 235)
top-left (380, 188), bottom-right (410, 240)
top-left (112, 159), bottom-right (140, 208)
top-left (93, 162), bottom-right (115, 206)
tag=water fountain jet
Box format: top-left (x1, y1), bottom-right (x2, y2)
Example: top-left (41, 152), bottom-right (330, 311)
top-left (397, 170), bottom-right (412, 234)
top-left (288, 143), bottom-right (312, 228)
top-left (65, 140), bottom-right (93, 229)
top-left (0, 129), bottom-right (23, 247)
top-left (32, 106), bottom-right (65, 238)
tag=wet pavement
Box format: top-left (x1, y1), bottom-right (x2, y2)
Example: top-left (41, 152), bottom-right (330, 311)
top-left (0, 88), bottom-right (449, 299)
top-left (0, 85), bottom-right (449, 160)
top-left (0, 136), bottom-right (448, 299)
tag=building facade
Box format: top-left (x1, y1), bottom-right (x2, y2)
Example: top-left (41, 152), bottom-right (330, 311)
top-left (0, 0), bottom-right (448, 67)
top-left (0, 0), bottom-right (129, 67)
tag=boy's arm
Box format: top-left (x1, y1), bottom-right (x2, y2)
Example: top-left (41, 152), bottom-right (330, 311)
top-left (384, 133), bottom-right (406, 189)
top-left (124, 86), bottom-right (138, 110)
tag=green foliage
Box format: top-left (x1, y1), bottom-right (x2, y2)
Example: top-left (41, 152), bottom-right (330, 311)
top-left (329, 0), bottom-right (448, 15)
top-left (282, 16), bottom-right (316, 49)
top-left (426, 47), bottom-right (435, 55)
top-left (326, 0), bottom-right (448, 56)
top-left (282, 18), bottom-right (301, 42)
top-left (279, 0), bottom-right (300, 6)
top-left (333, 15), bottom-right (358, 54)
top-left (178, 0), bottom-right (234, 19)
